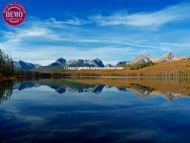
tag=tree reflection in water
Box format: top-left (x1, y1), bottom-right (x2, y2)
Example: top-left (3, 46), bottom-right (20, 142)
top-left (0, 79), bottom-right (190, 104)
top-left (0, 80), bottom-right (14, 104)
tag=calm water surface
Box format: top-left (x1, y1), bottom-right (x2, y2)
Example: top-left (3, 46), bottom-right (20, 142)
top-left (0, 79), bottom-right (190, 143)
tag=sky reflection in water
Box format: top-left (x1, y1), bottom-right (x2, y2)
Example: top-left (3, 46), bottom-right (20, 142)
top-left (0, 79), bottom-right (190, 143)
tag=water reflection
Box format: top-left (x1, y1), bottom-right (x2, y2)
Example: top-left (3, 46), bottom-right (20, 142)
top-left (14, 80), bottom-right (105, 94)
top-left (1, 79), bottom-right (190, 143)
top-left (0, 80), bottom-right (13, 104)
top-left (0, 78), bottom-right (190, 103)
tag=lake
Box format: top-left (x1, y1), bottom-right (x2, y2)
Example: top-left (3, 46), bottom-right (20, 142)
top-left (0, 78), bottom-right (190, 143)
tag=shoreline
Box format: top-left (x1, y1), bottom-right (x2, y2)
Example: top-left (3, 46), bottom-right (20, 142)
top-left (0, 75), bottom-right (190, 81)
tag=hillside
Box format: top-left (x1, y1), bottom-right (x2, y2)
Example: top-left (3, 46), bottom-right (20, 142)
top-left (63, 58), bottom-right (190, 77)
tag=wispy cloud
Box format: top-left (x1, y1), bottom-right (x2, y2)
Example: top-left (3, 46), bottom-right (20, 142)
top-left (40, 3), bottom-right (190, 29)
top-left (19, 3), bottom-right (190, 29)
top-left (25, 3), bottom-right (190, 29)
top-left (2, 27), bottom-right (57, 43)
top-left (0, 2), bottom-right (190, 65)
top-left (91, 3), bottom-right (190, 28)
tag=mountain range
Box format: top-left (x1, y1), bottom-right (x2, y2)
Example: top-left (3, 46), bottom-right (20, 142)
top-left (13, 52), bottom-right (184, 70)
top-left (126, 52), bottom-right (183, 65)
top-left (48, 58), bottom-right (105, 67)
top-left (14, 61), bottom-right (40, 70)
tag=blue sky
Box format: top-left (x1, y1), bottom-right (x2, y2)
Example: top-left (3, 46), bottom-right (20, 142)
top-left (0, 0), bottom-right (190, 65)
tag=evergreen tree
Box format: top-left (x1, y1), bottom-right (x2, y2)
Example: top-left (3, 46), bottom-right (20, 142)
top-left (0, 49), bottom-right (14, 77)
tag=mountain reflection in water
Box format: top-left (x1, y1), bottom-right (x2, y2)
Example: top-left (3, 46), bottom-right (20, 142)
top-left (1, 78), bottom-right (190, 143)
top-left (0, 78), bottom-right (190, 104)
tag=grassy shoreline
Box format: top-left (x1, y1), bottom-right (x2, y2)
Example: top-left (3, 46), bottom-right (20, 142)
top-left (0, 76), bottom-right (16, 80)
top-left (1, 58), bottom-right (190, 80)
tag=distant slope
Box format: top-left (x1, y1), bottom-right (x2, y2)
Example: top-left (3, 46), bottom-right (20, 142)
top-left (155, 52), bottom-right (183, 63)
top-left (63, 58), bottom-right (190, 77)
top-left (128, 55), bottom-right (151, 65)
top-left (116, 61), bottom-right (128, 66)
top-left (49, 58), bottom-right (66, 67)
top-left (136, 58), bottom-right (190, 75)
top-left (14, 61), bottom-right (41, 70)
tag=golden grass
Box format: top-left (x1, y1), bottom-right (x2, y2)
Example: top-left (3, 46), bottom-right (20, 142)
top-left (64, 59), bottom-right (190, 77)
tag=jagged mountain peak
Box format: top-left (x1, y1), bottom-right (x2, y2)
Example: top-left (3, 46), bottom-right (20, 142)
top-left (49, 57), bottom-right (66, 66)
top-left (162, 52), bottom-right (175, 58)
top-left (56, 58), bottom-right (66, 64)
top-left (92, 58), bottom-right (104, 67)
top-left (65, 58), bottom-right (104, 67)
top-left (93, 58), bottom-right (101, 62)
top-left (128, 55), bottom-right (151, 65)
top-left (158, 52), bottom-right (182, 63)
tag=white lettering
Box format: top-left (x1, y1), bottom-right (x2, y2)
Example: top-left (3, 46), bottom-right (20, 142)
top-left (5, 11), bottom-right (23, 18)
top-left (63, 67), bottom-right (125, 70)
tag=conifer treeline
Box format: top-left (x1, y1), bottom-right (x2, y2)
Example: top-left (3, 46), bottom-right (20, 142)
top-left (0, 49), bottom-right (14, 77)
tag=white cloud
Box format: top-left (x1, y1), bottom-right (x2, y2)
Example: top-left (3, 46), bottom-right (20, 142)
top-left (27, 3), bottom-right (190, 29)
top-left (26, 3), bottom-right (190, 29)
top-left (17, 2), bottom-right (190, 30)
top-left (89, 3), bottom-right (190, 28)
top-left (1, 3), bottom-right (190, 66)
top-left (2, 26), bottom-right (59, 43)
top-left (49, 17), bottom-right (88, 26)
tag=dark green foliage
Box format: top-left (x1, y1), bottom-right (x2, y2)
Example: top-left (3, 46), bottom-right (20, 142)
top-left (0, 49), bottom-right (14, 77)
top-left (129, 62), bottom-right (155, 70)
